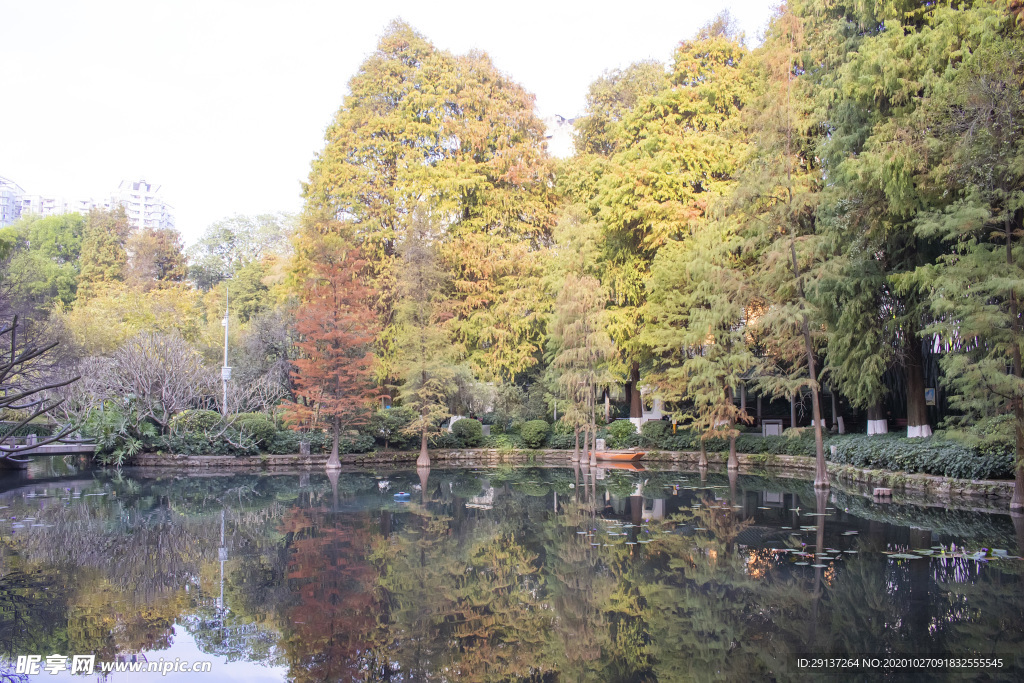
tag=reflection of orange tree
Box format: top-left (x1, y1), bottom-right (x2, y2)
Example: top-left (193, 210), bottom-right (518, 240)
top-left (278, 506), bottom-right (380, 683)
top-left (371, 511), bottom-right (554, 681)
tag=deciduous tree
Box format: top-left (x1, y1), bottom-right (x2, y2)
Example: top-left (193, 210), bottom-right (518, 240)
top-left (286, 240), bottom-right (378, 469)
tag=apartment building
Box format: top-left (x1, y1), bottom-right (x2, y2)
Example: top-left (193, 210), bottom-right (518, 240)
top-left (0, 176), bottom-right (174, 230)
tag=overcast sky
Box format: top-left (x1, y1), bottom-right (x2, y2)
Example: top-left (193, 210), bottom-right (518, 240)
top-left (1, 0), bottom-right (776, 242)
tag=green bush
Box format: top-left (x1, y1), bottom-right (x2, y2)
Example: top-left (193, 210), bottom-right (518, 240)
top-left (451, 418), bottom-right (484, 447)
top-left (827, 433), bottom-right (1013, 480)
top-left (229, 413), bottom-right (276, 446)
top-left (367, 407), bottom-right (417, 450)
top-left (483, 433), bottom-right (525, 450)
top-left (171, 409), bottom-right (223, 433)
top-left (606, 419), bottom-right (637, 448)
top-left (265, 430), bottom-right (374, 456)
top-left (520, 419), bottom-right (550, 448)
top-left (640, 420), bottom-right (670, 445)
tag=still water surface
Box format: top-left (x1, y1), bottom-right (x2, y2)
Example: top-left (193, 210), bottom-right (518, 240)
top-left (0, 460), bottom-right (1022, 682)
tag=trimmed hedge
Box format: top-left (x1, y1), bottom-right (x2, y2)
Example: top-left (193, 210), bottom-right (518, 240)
top-left (520, 420), bottom-right (550, 448)
top-left (827, 433), bottom-right (1013, 480)
top-left (452, 418), bottom-right (484, 447)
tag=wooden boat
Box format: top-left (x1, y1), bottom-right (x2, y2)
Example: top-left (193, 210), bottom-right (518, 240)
top-left (594, 450), bottom-right (645, 462)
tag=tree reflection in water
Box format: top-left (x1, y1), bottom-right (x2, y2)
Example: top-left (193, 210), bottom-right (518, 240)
top-left (0, 467), bottom-right (1020, 681)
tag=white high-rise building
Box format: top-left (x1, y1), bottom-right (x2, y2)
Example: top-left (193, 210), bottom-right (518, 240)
top-left (0, 176), bottom-right (26, 226)
top-left (111, 179), bottom-right (175, 231)
top-left (0, 176), bottom-right (175, 231)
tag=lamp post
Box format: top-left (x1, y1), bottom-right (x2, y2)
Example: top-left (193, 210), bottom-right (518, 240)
top-left (221, 284), bottom-right (231, 415)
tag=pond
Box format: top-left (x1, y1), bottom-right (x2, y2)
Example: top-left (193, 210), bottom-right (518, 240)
top-left (0, 459), bottom-right (1021, 682)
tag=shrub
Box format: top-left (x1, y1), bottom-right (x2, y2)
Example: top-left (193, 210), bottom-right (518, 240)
top-left (640, 420), bottom-right (670, 445)
top-left (484, 433), bottom-right (525, 450)
top-left (229, 413), bottom-right (277, 446)
top-left (451, 418), bottom-right (484, 447)
top-left (520, 419), bottom-right (550, 448)
top-left (606, 419), bottom-right (637, 448)
top-left (827, 433), bottom-right (1013, 480)
top-left (367, 407), bottom-right (417, 450)
top-left (429, 430), bottom-right (458, 449)
top-left (265, 430), bottom-right (374, 456)
top-left (171, 409), bottom-right (223, 433)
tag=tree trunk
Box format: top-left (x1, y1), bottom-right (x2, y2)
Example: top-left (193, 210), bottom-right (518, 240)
top-left (905, 334), bottom-right (932, 438)
top-left (698, 439), bottom-right (708, 468)
top-left (803, 330), bottom-right (828, 489)
top-left (629, 361), bottom-right (642, 418)
top-left (1008, 214), bottom-right (1024, 512)
top-left (605, 389), bottom-right (611, 423)
top-left (790, 394), bottom-right (797, 429)
top-left (867, 402), bottom-right (888, 435)
top-left (417, 428), bottom-right (430, 467)
top-left (572, 427), bottom-right (580, 462)
top-left (326, 416), bottom-right (341, 470)
top-left (726, 386), bottom-right (738, 470)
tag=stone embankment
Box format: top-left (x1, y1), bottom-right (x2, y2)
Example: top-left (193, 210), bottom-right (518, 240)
top-left (132, 448), bottom-right (1015, 508)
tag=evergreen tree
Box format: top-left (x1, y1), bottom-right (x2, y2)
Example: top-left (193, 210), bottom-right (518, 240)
top-left (595, 15), bottom-right (751, 418)
top-left (643, 216), bottom-right (756, 468)
top-left (909, 19), bottom-right (1024, 510)
top-left (550, 274), bottom-right (617, 462)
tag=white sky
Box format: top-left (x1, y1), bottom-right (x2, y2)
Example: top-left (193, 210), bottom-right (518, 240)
top-left (1, 0), bottom-right (776, 243)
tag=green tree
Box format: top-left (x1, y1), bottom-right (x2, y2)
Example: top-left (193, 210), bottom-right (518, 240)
top-left (574, 60), bottom-right (667, 157)
top-left (187, 213), bottom-right (292, 291)
top-left (908, 23), bottom-right (1024, 510)
top-left (0, 213), bottom-right (85, 312)
top-left (393, 217), bottom-right (466, 466)
top-left (729, 5), bottom-right (830, 486)
top-left (549, 274), bottom-right (617, 461)
top-left (595, 15), bottom-right (751, 418)
top-left (643, 217), bottom-right (756, 468)
top-left (78, 207), bottom-right (132, 299)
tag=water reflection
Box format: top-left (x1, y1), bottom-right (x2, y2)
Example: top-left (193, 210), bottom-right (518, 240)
top-left (0, 465), bottom-right (1021, 681)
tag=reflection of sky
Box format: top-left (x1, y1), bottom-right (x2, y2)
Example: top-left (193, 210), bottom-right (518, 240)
top-left (31, 625), bottom-right (288, 683)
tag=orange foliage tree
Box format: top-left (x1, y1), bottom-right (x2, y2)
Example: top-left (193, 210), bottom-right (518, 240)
top-left (286, 242), bottom-right (378, 468)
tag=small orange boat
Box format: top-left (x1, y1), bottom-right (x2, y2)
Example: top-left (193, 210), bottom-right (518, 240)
top-left (594, 450), bottom-right (645, 462)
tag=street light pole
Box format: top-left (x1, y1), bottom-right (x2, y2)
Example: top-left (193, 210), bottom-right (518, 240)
top-left (221, 284), bottom-right (231, 415)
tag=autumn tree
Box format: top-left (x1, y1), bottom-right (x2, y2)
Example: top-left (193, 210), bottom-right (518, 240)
top-left (78, 207), bottom-right (132, 299)
top-left (287, 239), bottom-right (379, 469)
top-left (126, 226), bottom-right (187, 288)
top-left (392, 216), bottom-right (466, 467)
top-left (302, 20), bottom-right (555, 383)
